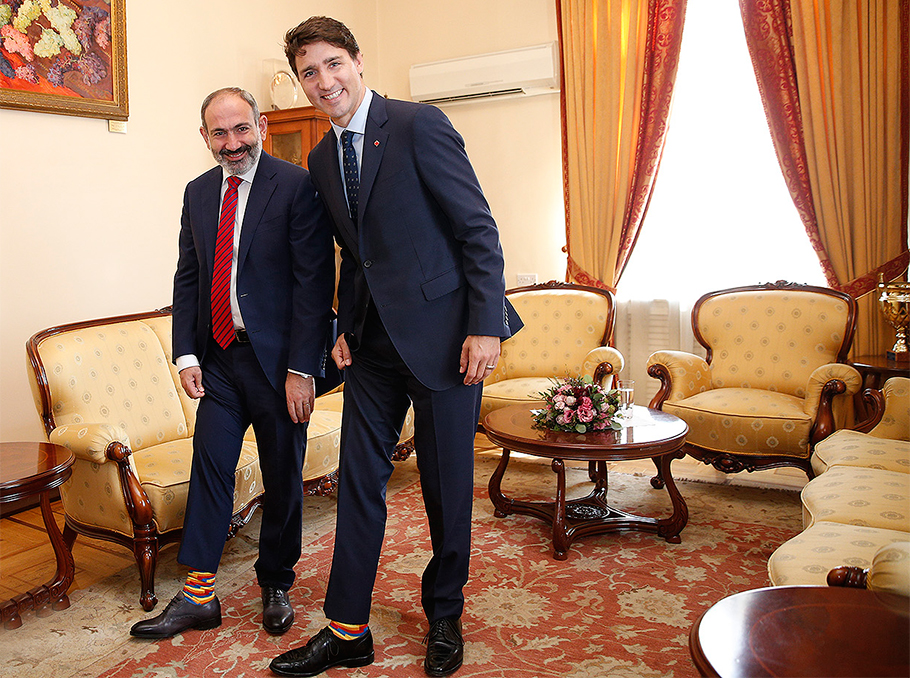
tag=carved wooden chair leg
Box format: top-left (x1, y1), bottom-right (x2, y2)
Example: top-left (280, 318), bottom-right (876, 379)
top-left (133, 536), bottom-right (159, 612)
top-left (650, 456), bottom-right (665, 489)
top-left (62, 523), bottom-right (78, 551)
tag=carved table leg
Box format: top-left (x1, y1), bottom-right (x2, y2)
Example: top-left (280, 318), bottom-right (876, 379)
top-left (656, 452), bottom-right (688, 544)
top-left (39, 490), bottom-right (75, 611)
top-left (551, 459), bottom-right (569, 560)
top-left (488, 448), bottom-right (513, 518)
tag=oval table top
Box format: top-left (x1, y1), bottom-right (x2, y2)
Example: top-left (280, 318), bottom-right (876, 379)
top-left (0, 442), bottom-right (75, 503)
top-left (689, 585), bottom-right (910, 677)
top-left (483, 404), bottom-right (688, 462)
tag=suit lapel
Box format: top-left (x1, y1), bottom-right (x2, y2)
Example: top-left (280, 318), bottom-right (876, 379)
top-left (237, 153), bottom-right (278, 273)
top-left (200, 167), bottom-right (223, 277)
top-left (359, 92), bottom-right (388, 223)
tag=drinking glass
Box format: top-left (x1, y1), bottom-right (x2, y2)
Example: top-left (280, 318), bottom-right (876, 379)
top-left (617, 380), bottom-right (634, 419)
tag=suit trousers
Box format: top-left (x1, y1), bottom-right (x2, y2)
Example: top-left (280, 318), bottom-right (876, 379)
top-left (324, 305), bottom-right (481, 624)
top-left (178, 338), bottom-right (308, 590)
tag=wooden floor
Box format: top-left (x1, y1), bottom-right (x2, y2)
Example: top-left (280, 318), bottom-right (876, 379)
top-left (0, 500), bottom-right (135, 605)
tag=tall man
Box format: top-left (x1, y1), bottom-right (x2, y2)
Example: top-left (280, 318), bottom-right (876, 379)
top-left (130, 88), bottom-right (335, 639)
top-left (270, 17), bottom-right (522, 678)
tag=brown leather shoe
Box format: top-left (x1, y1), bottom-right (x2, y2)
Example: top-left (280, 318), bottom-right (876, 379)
top-left (424, 616), bottom-right (464, 676)
top-left (129, 594), bottom-right (221, 639)
top-left (262, 587), bottom-right (294, 635)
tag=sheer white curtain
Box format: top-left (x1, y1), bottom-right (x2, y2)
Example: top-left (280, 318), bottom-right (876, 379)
top-left (614, 0), bottom-right (827, 404)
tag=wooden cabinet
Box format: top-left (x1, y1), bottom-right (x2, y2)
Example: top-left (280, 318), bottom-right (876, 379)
top-left (263, 107), bottom-right (331, 169)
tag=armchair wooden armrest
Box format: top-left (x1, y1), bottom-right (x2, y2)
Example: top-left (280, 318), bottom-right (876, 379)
top-left (583, 346), bottom-right (624, 388)
top-left (49, 423), bottom-right (133, 465)
top-left (646, 350), bottom-right (710, 409)
top-left (804, 363), bottom-right (862, 446)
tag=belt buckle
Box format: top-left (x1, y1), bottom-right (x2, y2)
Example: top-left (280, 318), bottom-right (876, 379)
top-left (235, 329), bottom-right (250, 344)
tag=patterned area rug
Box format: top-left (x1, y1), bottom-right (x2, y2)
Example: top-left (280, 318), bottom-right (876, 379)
top-left (1, 454), bottom-right (802, 678)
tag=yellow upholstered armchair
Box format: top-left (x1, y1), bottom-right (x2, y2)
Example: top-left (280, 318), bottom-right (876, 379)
top-left (479, 281), bottom-right (624, 428)
top-left (647, 282), bottom-right (861, 478)
top-left (26, 309), bottom-right (342, 610)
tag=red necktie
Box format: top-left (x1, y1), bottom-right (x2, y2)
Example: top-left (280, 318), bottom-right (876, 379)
top-left (211, 175), bottom-right (243, 349)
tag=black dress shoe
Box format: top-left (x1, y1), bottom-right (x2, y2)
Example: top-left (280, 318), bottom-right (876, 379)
top-left (425, 617), bottom-right (464, 676)
top-left (129, 594), bottom-right (221, 639)
top-left (262, 587), bottom-right (294, 635)
top-left (269, 626), bottom-right (374, 677)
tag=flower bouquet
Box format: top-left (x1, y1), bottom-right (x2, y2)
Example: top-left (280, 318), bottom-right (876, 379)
top-left (531, 375), bottom-right (623, 434)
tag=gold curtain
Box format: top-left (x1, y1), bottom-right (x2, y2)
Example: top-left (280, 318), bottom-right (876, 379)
top-left (788, 0), bottom-right (909, 357)
top-left (558, 0), bottom-right (686, 290)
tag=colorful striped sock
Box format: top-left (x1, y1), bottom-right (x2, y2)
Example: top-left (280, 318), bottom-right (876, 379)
top-left (329, 620), bottom-right (369, 640)
top-left (182, 571), bottom-right (216, 605)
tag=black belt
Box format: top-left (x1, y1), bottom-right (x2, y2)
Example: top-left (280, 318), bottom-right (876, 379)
top-left (234, 329), bottom-right (251, 344)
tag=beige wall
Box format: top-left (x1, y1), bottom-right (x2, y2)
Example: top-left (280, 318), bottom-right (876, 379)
top-left (0, 1), bottom-right (564, 442)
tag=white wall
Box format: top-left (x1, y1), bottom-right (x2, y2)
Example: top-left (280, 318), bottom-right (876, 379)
top-left (0, 1), bottom-right (565, 443)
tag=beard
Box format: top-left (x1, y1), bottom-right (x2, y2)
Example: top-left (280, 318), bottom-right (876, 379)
top-left (214, 139), bottom-right (261, 176)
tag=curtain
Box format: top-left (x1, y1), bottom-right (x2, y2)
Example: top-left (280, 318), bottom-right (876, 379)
top-left (557, 0), bottom-right (687, 291)
top-left (740, 0), bottom-right (909, 358)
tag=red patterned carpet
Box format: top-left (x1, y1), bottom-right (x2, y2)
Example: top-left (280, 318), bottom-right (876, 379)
top-left (96, 457), bottom-right (802, 678)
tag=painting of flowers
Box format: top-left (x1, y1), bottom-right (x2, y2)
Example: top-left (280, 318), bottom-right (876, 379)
top-left (0, 0), bottom-right (127, 120)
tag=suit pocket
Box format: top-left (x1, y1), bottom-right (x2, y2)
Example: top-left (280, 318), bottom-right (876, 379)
top-left (421, 266), bottom-right (465, 301)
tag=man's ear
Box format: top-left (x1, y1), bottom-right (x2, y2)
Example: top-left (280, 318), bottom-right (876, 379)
top-left (199, 126), bottom-right (211, 149)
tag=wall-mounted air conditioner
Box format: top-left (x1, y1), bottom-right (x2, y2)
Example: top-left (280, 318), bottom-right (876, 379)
top-left (409, 42), bottom-right (560, 105)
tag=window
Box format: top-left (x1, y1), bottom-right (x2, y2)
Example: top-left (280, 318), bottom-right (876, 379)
top-left (618, 0), bottom-right (827, 304)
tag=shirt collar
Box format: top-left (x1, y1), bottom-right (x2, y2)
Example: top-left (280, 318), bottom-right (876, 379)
top-left (331, 88), bottom-right (373, 140)
top-left (221, 151), bottom-right (261, 186)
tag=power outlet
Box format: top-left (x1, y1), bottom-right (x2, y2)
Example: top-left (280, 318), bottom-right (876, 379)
top-left (516, 273), bottom-right (538, 286)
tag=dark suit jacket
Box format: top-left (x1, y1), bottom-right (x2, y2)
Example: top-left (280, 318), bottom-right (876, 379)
top-left (172, 151), bottom-right (335, 390)
top-left (307, 93), bottom-right (521, 391)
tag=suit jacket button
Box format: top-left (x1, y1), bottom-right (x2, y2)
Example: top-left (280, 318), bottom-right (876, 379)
top-left (363, 260), bottom-right (373, 268)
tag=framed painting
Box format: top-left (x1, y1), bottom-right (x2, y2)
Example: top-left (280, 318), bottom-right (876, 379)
top-left (0, 0), bottom-right (127, 120)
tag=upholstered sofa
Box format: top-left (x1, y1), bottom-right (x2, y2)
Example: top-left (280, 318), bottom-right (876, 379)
top-left (767, 377), bottom-right (910, 595)
top-left (26, 308), bottom-right (344, 610)
top-left (480, 281), bottom-right (624, 427)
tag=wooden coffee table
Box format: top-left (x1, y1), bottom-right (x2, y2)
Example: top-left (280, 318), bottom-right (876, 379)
top-left (0, 442), bottom-right (76, 629)
top-left (689, 585), bottom-right (910, 677)
top-left (483, 404), bottom-right (689, 559)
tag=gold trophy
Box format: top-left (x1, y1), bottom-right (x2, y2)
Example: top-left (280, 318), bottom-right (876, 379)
top-left (878, 273), bottom-right (910, 362)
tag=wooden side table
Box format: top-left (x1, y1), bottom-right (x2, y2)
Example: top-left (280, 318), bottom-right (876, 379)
top-left (850, 355), bottom-right (910, 420)
top-left (0, 442), bottom-right (76, 629)
top-left (689, 585), bottom-right (910, 677)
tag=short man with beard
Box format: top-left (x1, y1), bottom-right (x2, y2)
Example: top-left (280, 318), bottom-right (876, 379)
top-left (129, 87), bottom-right (335, 640)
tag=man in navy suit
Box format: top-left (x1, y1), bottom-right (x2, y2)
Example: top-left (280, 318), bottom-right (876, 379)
top-left (130, 87), bottom-right (335, 640)
top-left (270, 17), bottom-right (522, 678)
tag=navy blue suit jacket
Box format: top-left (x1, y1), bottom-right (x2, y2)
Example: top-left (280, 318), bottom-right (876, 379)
top-left (172, 151), bottom-right (335, 390)
top-left (307, 94), bottom-right (521, 391)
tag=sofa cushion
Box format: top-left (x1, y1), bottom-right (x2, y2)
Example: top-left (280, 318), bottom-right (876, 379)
top-left (768, 521), bottom-right (909, 586)
top-left (812, 429), bottom-right (910, 476)
top-left (801, 466), bottom-right (910, 531)
top-left (479, 378), bottom-right (548, 423)
top-left (663, 388), bottom-right (812, 458)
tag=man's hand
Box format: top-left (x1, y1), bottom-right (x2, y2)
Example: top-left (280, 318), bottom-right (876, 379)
top-left (331, 334), bottom-right (353, 370)
top-left (286, 372), bottom-right (316, 424)
top-left (459, 335), bottom-right (500, 386)
top-left (179, 366), bottom-right (205, 399)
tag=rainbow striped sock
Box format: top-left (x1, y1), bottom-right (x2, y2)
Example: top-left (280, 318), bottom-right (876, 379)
top-left (329, 620), bottom-right (369, 640)
top-left (182, 571), bottom-right (216, 605)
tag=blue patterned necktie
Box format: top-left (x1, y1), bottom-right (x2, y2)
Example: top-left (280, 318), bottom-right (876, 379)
top-left (341, 130), bottom-right (359, 221)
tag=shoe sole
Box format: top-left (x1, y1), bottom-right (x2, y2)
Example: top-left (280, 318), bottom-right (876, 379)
top-left (270, 652), bottom-right (375, 677)
top-left (130, 618), bottom-right (222, 639)
top-left (425, 658), bottom-right (464, 677)
top-left (263, 618), bottom-right (294, 635)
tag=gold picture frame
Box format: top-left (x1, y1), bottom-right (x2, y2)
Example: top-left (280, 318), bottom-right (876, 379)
top-left (0, 0), bottom-right (128, 121)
